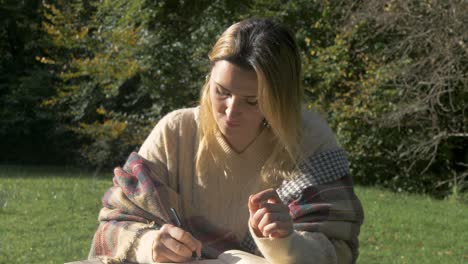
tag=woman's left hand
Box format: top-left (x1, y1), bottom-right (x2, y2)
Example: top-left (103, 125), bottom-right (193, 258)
top-left (248, 188), bottom-right (293, 239)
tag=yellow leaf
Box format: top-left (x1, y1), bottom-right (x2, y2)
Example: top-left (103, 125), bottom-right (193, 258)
top-left (96, 107), bottom-right (106, 115)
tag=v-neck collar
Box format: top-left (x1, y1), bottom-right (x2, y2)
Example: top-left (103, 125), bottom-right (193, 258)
top-left (214, 126), bottom-right (273, 161)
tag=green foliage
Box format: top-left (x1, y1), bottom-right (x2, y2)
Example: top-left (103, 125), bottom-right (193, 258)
top-left (1, 0), bottom-right (462, 196)
top-left (40, 0), bottom-right (251, 167)
top-left (297, 0), bottom-right (468, 195)
top-left (41, 0), bottom-right (149, 166)
top-left (0, 0), bottom-right (73, 164)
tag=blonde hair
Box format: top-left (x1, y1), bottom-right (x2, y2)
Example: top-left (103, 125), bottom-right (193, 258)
top-left (196, 18), bottom-right (303, 182)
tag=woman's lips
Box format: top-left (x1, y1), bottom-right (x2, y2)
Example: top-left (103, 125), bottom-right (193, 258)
top-left (225, 119), bottom-right (241, 127)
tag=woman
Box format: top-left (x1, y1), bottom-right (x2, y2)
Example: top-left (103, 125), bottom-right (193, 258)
top-left (89, 18), bottom-right (364, 264)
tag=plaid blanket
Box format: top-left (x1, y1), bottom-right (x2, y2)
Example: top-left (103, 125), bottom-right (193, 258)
top-left (89, 152), bottom-right (242, 263)
top-left (89, 150), bottom-right (363, 263)
top-left (241, 149), bottom-right (364, 263)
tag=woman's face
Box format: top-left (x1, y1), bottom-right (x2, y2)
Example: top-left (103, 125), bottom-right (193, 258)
top-left (209, 60), bottom-right (265, 148)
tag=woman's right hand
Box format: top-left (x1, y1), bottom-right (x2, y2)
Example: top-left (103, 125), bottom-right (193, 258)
top-left (152, 224), bottom-right (202, 263)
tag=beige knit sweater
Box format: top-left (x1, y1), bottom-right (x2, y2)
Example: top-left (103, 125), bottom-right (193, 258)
top-left (132, 107), bottom-right (352, 264)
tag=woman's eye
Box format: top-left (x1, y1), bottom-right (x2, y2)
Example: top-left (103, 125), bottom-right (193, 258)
top-left (216, 88), bottom-right (229, 97)
top-left (246, 98), bottom-right (258, 106)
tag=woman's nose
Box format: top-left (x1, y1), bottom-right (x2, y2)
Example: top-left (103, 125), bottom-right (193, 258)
top-left (225, 96), bottom-right (242, 118)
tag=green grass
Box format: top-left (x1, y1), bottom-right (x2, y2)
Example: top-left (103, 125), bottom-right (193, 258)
top-left (0, 166), bottom-right (111, 264)
top-left (357, 186), bottom-right (468, 263)
top-left (0, 166), bottom-right (467, 263)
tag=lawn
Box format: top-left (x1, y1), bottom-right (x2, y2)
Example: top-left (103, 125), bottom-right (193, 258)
top-left (0, 166), bottom-right (467, 263)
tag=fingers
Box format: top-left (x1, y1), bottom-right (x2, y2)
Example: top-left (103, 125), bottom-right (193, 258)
top-left (163, 236), bottom-right (193, 258)
top-left (166, 224), bottom-right (202, 255)
top-left (262, 221), bottom-right (292, 238)
top-left (250, 188), bottom-right (281, 205)
top-left (248, 189), bottom-right (281, 219)
top-left (153, 240), bottom-right (191, 263)
top-left (257, 209), bottom-right (293, 238)
top-left (248, 194), bottom-right (259, 215)
top-left (153, 224), bottom-right (203, 262)
top-left (250, 203), bottom-right (288, 230)
top-left (249, 189), bottom-right (293, 239)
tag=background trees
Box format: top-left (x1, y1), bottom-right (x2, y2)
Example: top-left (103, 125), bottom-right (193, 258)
top-left (1, 0), bottom-right (466, 197)
top-left (0, 0), bottom-right (75, 164)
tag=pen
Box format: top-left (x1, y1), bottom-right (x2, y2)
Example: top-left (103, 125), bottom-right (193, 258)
top-left (170, 207), bottom-right (182, 227)
top-left (169, 207), bottom-right (201, 260)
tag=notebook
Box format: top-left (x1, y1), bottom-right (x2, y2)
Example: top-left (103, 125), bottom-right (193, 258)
top-left (163, 249), bottom-right (269, 264)
top-left (65, 250), bottom-right (269, 264)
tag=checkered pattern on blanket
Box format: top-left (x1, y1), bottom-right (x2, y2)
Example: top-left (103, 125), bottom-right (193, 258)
top-left (277, 148), bottom-right (349, 203)
top-left (89, 149), bottom-right (363, 263)
top-left (240, 148), bottom-right (363, 263)
top-left (89, 152), bottom-right (242, 262)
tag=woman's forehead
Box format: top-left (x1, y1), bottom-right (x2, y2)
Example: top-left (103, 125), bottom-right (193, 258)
top-left (211, 60), bottom-right (258, 96)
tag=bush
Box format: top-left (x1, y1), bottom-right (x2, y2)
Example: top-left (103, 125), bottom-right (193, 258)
top-left (38, 0), bottom-right (467, 196)
top-left (298, 0), bottom-right (468, 196)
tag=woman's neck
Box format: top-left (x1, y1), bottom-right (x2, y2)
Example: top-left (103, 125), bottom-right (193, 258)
top-left (223, 124), bottom-right (267, 153)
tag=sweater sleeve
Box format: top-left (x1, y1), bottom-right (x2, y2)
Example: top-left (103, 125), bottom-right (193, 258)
top-left (138, 109), bottom-right (185, 189)
top-left (249, 177), bottom-right (360, 264)
top-left (89, 109), bottom-right (192, 263)
top-left (250, 226), bottom-right (340, 264)
top-left (249, 109), bottom-right (363, 264)
top-left (134, 229), bottom-right (159, 263)
top-left (134, 110), bottom-right (190, 262)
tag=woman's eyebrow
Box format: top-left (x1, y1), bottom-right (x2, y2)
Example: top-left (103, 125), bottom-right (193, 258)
top-left (215, 82), bottom-right (231, 92)
top-left (215, 82), bottom-right (257, 98)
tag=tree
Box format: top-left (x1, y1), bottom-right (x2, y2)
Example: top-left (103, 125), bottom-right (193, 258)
top-left (41, 0), bottom-right (251, 167)
top-left (298, 0), bottom-right (468, 195)
top-left (0, 0), bottom-right (73, 164)
top-left (38, 0), bottom-right (467, 197)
